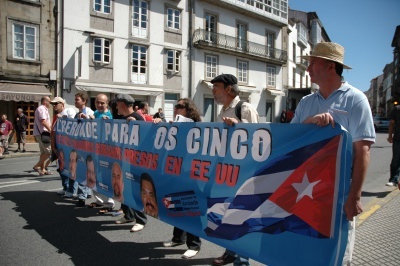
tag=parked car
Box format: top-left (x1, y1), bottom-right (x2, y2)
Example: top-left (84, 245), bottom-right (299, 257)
top-left (373, 116), bottom-right (390, 131)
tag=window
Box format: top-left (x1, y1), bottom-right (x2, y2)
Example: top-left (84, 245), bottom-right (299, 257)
top-left (203, 98), bottom-right (215, 122)
top-left (267, 66), bottom-right (276, 87)
top-left (166, 50), bottom-right (180, 72)
top-left (132, 0), bottom-right (148, 38)
top-left (167, 8), bottom-right (180, 30)
top-left (300, 71), bottom-right (303, 88)
top-left (266, 101), bottom-right (273, 122)
top-left (93, 38), bottom-right (111, 63)
top-left (94, 0), bottom-right (111, 14)
top-left (205, 55), bottom-right (217, 78)
top-left (292, 42), bottom-right (296, 62)
top-left (237, 23), bottom-right (247, 50)
top-left (131, 45), bottom-right (147, 84)
top-left (266, 32), bottom-right (275, 57)
top-left (13, 23), bottom-right (37, 60)
top-left (292, 67), bottom-right (296, 88)
top-left (205, 13), bottom-right (216, 43)
top-left (238, 60), bottom-right (248, 83)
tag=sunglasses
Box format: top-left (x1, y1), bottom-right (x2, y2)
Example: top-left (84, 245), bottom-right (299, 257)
top-left (175, 104), bottom-right (186, 109)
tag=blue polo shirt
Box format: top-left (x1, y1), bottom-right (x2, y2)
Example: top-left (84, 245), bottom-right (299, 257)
top-left (291, 82), bottom-right (375, 143)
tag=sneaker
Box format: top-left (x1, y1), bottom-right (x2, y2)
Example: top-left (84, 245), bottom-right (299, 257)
top-left (130, 223), bottom-right (145, 232)
top-left (3, 151), bottom-right (9, 155)
top-left (212, 253), bottom-right (236, 266)
top-left (182, 249), bottom-right (199, 259)
top-left (163, 240), bottom-right (185, 247)
top-left (386, 182), bottom-right (395, 187)
top-left (57, 190), bottom-right (66, 195)
top-left (63, 193), bottom-right (73, 199)
top-left (76, 199), bottom-right (85, 207)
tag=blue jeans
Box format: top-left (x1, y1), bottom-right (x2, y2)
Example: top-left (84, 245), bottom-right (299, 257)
top-left (65, 179), bottom-right (82, 198)
top-left (60, 173), bottom-right (70, 192)
top-left (389, 140), bottom-right (400, 184)
top-left (225, 249), bottom-right (249, 266)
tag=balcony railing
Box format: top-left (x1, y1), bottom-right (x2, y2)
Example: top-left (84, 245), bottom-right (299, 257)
top-left (193, 29), bottom-right (287, 65)
top-left (296, 58), bottom-right (309, 69)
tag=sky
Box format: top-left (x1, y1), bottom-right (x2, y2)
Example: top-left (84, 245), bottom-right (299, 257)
top-left (289, 0), bottom-right (400, 92)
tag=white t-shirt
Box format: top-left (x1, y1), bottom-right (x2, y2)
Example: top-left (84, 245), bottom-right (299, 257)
top-left (59, 108), bottom-right (76, 118)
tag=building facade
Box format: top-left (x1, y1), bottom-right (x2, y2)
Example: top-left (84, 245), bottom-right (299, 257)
top-left (286, 9), bottom-right (330, 112)
top-left (58, 0), bottom-right (290, 122)
top-left (0, 0), bottom-right (56, 141)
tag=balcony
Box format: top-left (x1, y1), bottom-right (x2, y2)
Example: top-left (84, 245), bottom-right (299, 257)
top-left (200, 0), bottom-right (288, 27)
top-left (193, 29), bottom-right (288, 65)
top-left (296, 58), bottom-right (308, 70)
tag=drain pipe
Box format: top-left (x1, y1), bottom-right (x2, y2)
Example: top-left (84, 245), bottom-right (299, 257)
top-left (188, 0), bottom-right (194, 99)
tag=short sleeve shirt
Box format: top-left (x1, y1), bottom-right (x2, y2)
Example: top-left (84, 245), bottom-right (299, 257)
top-left (291, 82), bottom-right (375, 143)
top-left (33, 105), bottom-right (50, 136)
top-left (94, 109), bottom-right (113, 119)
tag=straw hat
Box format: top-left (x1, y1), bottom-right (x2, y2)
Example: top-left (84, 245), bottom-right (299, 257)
top-left (301, 42), bottom-right (352, 69)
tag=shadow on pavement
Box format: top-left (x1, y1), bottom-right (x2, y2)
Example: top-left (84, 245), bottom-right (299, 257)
top-left (0, 191), bottom-right (212, 265)
top-left (361, 190), bottom-right (392, 199)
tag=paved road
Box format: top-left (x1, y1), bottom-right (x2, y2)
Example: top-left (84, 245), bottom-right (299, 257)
top-left (0, 132), bottom-right (394, 265)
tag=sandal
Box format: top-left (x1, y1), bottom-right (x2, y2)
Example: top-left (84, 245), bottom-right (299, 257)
top-left (99, 207), bottom-right (113, 214)
top-left (88, 202), bottom-right (102, 208)
top-left (44, 171), bottom-right (53, 175)
top-left (33, 167), bottom-right (41, 173)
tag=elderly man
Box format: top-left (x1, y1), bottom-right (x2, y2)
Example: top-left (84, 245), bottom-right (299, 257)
top-left (211, 74), bottom-right (259, 266)
top-left (51, 97), bottom-right (76, 195)
top-left (14, 109), bottom-right (29, 153)
top-left (292, 42), bottom-right (375, 265)
top-left (33, 96), bottom-right (52, 175)
top-left (113, 93), bottom-right (147, 233)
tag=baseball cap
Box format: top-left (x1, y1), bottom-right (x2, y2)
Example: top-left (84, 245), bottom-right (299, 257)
top-left (50, 97), bottom-right (66, 104)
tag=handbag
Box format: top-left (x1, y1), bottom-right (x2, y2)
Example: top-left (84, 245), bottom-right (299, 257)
top-left (35, 123), bottom-right (51, 144)
top-left (41, 131), bottom-right (51, 143)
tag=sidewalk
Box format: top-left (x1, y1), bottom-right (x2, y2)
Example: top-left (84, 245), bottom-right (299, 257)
top-left (1, 143), bottom-right (41, 159)
top-left (352, 187), bottom-right (400, 265)
top-left (2, 142), bottom-right (400, 264)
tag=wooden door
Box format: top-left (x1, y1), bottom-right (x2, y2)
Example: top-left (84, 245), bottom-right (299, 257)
top-left (15, 102), bottom-right (38, 142)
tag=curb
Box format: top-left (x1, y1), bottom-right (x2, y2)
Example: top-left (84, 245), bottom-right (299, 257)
top-left (356, 187), bottom-right (399, 227)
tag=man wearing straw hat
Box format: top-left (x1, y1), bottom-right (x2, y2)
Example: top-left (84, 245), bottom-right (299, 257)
top-left (292, 42), bottom-right (375, 265)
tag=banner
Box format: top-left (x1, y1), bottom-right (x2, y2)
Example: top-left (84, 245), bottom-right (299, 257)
top-left (55, 118), bottom-right (352, 265)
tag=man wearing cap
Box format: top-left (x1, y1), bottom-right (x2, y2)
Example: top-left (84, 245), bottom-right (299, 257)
top-left (211, 74), bottom-right (258, 266)
top-left (50, 97), bottom-right (76, 195)
top-left (114, 93), bottom-right (147, 233)
top-left (291, 42), bottom-right (375, 265)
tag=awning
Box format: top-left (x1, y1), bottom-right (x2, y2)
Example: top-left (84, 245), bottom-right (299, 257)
top-left (0, 82), bottom-right (50, 102)
top-left (75, 82), bottom-right (163, 96)
top-left (266, 88), bottom-right (285, 96)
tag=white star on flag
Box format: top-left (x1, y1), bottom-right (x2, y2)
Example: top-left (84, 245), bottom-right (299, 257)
top-left (292, 173), bottom-right (321, 202)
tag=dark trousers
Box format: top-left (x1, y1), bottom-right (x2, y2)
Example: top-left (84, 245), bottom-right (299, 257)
top-left (121, 204), bottom-right (147, 225)
top-left (390, 140), bottom-right (400, 184)
top-left (172, 227), bottom-right (201, 250)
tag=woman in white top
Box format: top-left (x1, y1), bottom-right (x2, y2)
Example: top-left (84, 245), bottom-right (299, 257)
top-left (154, 98), bottom-right (202, 259)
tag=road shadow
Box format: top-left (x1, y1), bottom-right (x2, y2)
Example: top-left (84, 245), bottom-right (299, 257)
top-left (361, 190), bottom-right (392, 199)
top-left (0, 191), bottom-right (213, 265)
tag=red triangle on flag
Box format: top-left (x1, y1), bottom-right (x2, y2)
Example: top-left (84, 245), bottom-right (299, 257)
top-left (268, 136), bottom-right (340, 237)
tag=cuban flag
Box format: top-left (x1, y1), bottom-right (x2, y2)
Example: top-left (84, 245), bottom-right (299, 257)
top-left (205, 135), bottom-right (341, 240)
